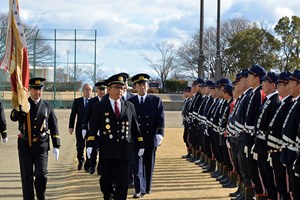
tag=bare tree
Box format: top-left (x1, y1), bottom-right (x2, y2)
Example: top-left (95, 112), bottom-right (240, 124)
top-left (0, 12), bottom-right (53, 66)
top-left (84, 64), bottom-right (108, 85)
top-left (141, 42), bottom-right (178, 90)
top-left (177, 16), bottom-right (254, 80)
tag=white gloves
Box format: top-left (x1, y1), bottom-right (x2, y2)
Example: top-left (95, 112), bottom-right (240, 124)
top-left (53, 148), bottom-right (59, 161)
top-left (2, 137), bottom-right (8, 143)
top-left (87, 147), bottom-right (93, 159)
top-left (154, 134), bottom-right (163, 147)
top-left (82, 129), bottom-right (87, 139)
top-left (138, 148), bottom-right (144, 157)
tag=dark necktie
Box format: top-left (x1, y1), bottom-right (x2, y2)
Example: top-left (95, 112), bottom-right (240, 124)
top-left (115, 101), bottom-right (120, 119)
top-left (84, 98), bottom-right (89, 108)
top-left (140, 96), bottom-right (144, 104)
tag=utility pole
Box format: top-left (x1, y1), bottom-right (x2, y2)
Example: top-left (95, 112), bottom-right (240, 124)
top-left (198, 0), bottom-right (205, 78)
top-left (215, 0), bottom-right (222, 80)
top-left (66, 49), bottom-right (70, 82)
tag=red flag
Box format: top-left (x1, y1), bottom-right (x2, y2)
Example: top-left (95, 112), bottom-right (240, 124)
top-left (0, 0), bottom-right (30, 113)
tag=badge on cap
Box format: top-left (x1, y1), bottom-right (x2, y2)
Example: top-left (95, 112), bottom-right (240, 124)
top-left (35, 80), bottom-right (41, 85)
top-left (118, 76), bottom-right (124, 81)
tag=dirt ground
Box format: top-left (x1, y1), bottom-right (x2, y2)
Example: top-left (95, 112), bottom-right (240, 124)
top-left (0, 110), bottom-right (235, 199)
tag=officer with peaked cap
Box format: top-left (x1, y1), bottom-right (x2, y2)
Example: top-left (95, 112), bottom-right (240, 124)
top-left (87, 73), bottom-right (144, 200)
top-left (10, 77), bottom-right (60, 200)
top-left (252, 72), bottom-right (280, 199)
top-left (128, 73), bottom-right (165, 198)
top-left (280, 70), bottom-right (300, 200)
top-left (82, 81), bottom-right (107, 174)
top-left (265, 71), bottom-right (293, 199)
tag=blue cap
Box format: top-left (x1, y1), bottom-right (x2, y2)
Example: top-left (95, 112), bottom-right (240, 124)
top-left (218, 78), bottom-right (231, 87)
top-left (224, 83), bottom-right (233, 96)
top-left (204, 80), bottom-right (215, 88)
top-left (289, 70), bottom-right (300, 82)
top-left (240, 69), bottom-right (249, 78)
top-left (248, 64), bottom-right (266, 79)
top-left (261, 72), bottom-right (279, 83)
top-left (277, 71), bottom-right (291, 84)
top-left (184, 86), bottom-right (191, 92)
top-left (196, 78), bottom-right (204, 85)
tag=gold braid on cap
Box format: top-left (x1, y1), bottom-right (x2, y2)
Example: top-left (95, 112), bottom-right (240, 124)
top-left (133, 76), bottom-right (149, 84)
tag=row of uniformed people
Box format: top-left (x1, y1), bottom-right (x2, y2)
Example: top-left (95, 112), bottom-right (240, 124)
top-left (181, 65), bottom-right (300, 200)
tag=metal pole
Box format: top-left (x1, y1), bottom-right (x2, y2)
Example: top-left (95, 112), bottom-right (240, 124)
top-left (74, 30), bottom-right (77, 99)
top-left (54, 29), bottom-right (57, 108)
top-left (198, 0), bottom-right (205, 78)
top-left (215, 0), bottom-right (222, 80)
top-left (66, 49), bottom-right (70, 82)
top-left (33, 29), bottom-right (39, 77)
top-left (93, 30), bottom-right (97, 85)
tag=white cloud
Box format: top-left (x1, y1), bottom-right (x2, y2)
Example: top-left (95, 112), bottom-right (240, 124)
top-left (1, 0), bottom-right (300, 78)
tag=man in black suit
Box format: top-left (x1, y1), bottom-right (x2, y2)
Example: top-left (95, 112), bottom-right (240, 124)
top-left (128, 73), bottom-right (165, 198)
top-left (0, 101), bottom-right (8, 143)
top-left (10, 77), bottom-right (60, 200)
top-left (69, 83), bottom-right (92, 171)
top-left (82, 81), bottom-right (107, 174)
top-left (86, 73), bottom-right (144, 200)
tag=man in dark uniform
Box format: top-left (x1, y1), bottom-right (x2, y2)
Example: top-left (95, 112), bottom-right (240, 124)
top-left (181, 86), bottom-right (193, 158)
top-left (0, 101), bottom-right (8, 143)
top-left (86, 73), bottom-right (144, 200)
top-left (252, 72), bottom-right (280, 199)
top-left (69, 83), bottom-right (92, 171)
top-left (267, 71), bottom-right (293, 200)
top-left (82, 81), bottom-right (107, 174)
top-left (233, 69), bottom-right (254, 200)
top-left (10, 77), bottom-right (61, 200)
top-left (280, 70), bottom-right (300, 200)
top-left (243, 64), bottom-right (266, 199)
top-left (128, 73), bottom-right (165, 198)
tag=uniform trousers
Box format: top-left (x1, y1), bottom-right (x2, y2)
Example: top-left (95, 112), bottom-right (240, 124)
top-left (144, 147), bottom-right (157, 193)
top-left (18, 138), bottom-right (48, 200)
top-left (256, 138), bottom-right (277, 199)
top-left (100, 159), bottom-right (130, 200)
top-left (75, 133), bottom-right (90, 170)
top-left (212, 130), bottom-right (222, 162)
top-left (244, 134), bottom-right (263, 193)
top-left (287, 166), bottom-right (300, 200)
top-left (270, 152), bottom-right (291, 200)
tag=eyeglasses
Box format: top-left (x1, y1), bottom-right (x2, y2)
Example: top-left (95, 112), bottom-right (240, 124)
top-left (110, 85), bottom-right (125, 90)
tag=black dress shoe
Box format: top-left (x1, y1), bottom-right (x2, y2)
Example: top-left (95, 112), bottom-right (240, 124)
top-left (133, 192), bottom-right (144, 198)
top-left (146, 190), bottom-right (151, 194)
top-left (77, 162), bottom-right (83, 170)
top-left (89, 167), bottom-right (95, 174)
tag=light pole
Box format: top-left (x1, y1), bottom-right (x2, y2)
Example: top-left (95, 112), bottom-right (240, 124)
top-left (66, 49), bottom-right (70, 82)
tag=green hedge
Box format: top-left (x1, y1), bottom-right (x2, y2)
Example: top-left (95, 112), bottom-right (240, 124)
top-left (164, 80), bottom-right (188, 94)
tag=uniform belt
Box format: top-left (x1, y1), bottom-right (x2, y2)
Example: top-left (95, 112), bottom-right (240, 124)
top-left (268, 149), bottom-right (281, 153)
top-left (18, 132), bottom-right (47, 143)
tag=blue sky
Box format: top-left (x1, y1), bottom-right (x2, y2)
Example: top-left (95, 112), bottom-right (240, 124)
top-left (0, 0), bottom-right (299, 80)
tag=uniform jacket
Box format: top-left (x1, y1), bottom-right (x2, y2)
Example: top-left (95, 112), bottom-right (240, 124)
top-left (0, 102), bottom-right (7, 139)
top-left (69, 97), bottom-right (88, 135)
top-left (280, 98), bottom-right (300, 167)
top-left (87, 97), bottom-right (144, 160)
top-left (267, 96), bottom-right (293, 150)
top-left (82, 96), bottom-right (101, 131)
top-left (128, 94), bottom-right (165, 148)
top-left (10, 98), bottom-right (60, 151)
top-left (252, 92), bottom-right (280, 156)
